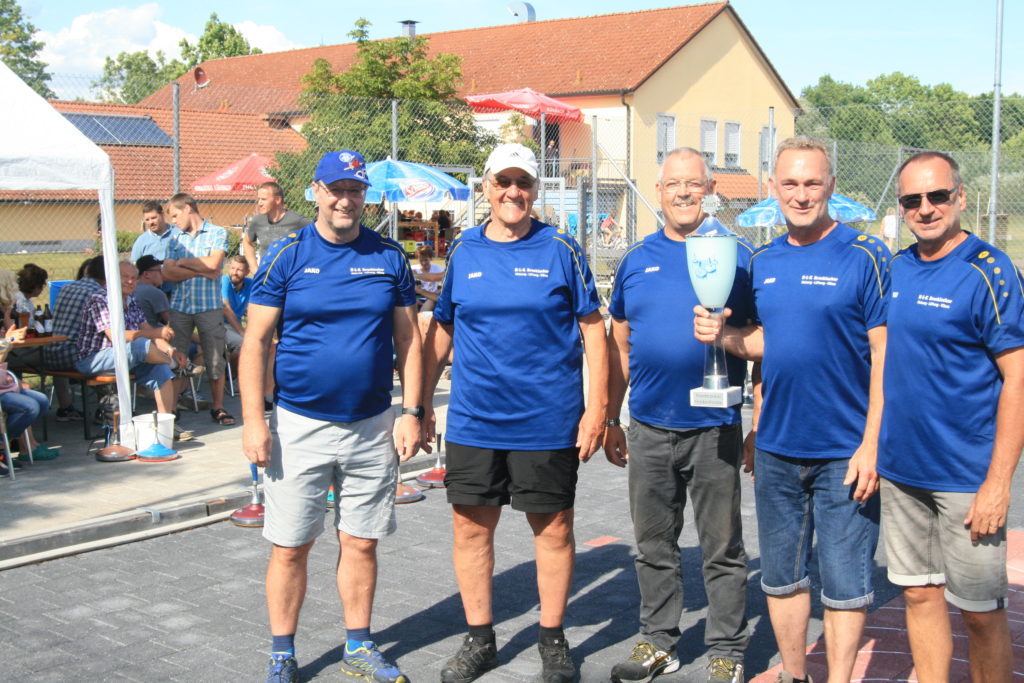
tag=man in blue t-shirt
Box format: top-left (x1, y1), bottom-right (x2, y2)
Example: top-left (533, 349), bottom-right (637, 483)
top-left (241, 150), bottom-right (421, 683)
top-left (131, 201), bottom-right (178, 295)
top-left (878, 151), bottom-right (1024, 681)
top-left (220, 254), bottom-right (252, 359)
top-left (421, 143), bottom-right (607, 682)
top-left (696, 136), bottom-right (890, 683)
top-left (605, 148), bottom-right (751, 683)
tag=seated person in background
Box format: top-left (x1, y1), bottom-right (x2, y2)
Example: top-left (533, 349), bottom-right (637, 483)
top-left (221, 255), bottom-right (252, 365)
top-left (14, 263), bottom-right (48, 330)
top-left (412, 245), bottom-right (444, 313)
top-left (134, 255), bottom-right (170, 327)
top-left (600, 213), bottom-right (623, 246)
top-left (73, 262), bottom-right (182, 420)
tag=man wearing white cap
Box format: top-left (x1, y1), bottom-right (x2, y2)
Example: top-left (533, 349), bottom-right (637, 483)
top-left (242, 149), bottom-right (421, 683)
top-left (422, 143), bottom-right (608, 682)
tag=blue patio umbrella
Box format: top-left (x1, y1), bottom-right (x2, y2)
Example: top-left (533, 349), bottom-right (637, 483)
top-left (364, 158), bottom-right (470, 204)
top-left (735, 193), bottom-right (876, 228)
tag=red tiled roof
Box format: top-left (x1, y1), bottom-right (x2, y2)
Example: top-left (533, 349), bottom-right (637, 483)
top-left (1, 101), bottom-right (306, 202)
top-left (142, 3), bottom-right (770, 114)
top-left (715, 170), bottom-right (766, 199)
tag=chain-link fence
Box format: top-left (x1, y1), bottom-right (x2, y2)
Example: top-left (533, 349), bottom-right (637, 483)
top-left (2, 73), bottom-right (1022, 311)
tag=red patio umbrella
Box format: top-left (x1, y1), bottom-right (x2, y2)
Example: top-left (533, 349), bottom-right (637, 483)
top-left (465, 87), bottom-right (583, 124)
top-left (192, 153), bottom-right (275, 192)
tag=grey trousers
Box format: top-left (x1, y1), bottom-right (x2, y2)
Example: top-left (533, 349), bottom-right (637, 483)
top-left (626, 419), bottom-right (748, 658)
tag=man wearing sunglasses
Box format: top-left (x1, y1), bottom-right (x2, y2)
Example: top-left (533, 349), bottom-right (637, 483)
top-left (877, 151), bottom-right (1024, 682)
top-left (695, 136), bottom-right (890, 683)
top-left (242, 150), bottom-right (421, 683)
top-left (422, 142), bottom-right (607, 682)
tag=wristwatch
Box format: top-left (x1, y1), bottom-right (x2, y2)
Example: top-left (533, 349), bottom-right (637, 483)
top-left (605, 418), bottom-right (621, 427)
top-left (402, 406), bottom-right (425, 420)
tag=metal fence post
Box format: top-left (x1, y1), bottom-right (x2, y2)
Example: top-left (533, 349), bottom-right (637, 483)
top-left (590, 115), bottom-right (599, 266)
top-left (172, 82), bottom-right (180, 194)
top-left (989, 0), bottom-right (1004, 245)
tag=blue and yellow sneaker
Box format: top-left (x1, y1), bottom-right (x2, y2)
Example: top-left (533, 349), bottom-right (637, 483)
top-left (265, 655), bottom-right (298, 683)
top-left (339, 641), bottom-right (407, 682)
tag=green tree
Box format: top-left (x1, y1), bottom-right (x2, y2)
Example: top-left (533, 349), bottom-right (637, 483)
top-left (276, 19), bottom-right (495, 220)
top-left (92, 50), bottom-right (186, 104)
top-left (0, 0), bottom-right (53, 98)
top-left (179, 13), bottom-right (261, 69)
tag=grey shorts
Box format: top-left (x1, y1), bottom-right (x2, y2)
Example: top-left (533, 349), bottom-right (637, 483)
top-left (262, 405), bottom-right (398, 547)
top-left (169, 308), bottom-right (225, 379)
top-left (881, 478), bottom-right (1007, 612)
top-left (224, 323), bottom-right (243, 353)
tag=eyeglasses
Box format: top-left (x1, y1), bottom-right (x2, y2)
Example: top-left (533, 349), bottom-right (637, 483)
top-left (898, 186), bottom-right (959, 210)
top-left (319, 181), bottom-right (366, 198)
top-left (490, 174), bottom-right (535, 190)
top-left (660, 179), bottom-right (707, 194)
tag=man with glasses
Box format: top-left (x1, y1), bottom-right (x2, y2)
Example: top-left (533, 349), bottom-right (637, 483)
top-left (421, 142), bottom-right (607, 682)
top-left (605, 147), bottom-right (751, 683)
top-left (877, 151), bottom-right (1024, 682)
top-left (242, 150), bottom-right (421, 683)
top-left (695, 136), bottom-right (890, 683)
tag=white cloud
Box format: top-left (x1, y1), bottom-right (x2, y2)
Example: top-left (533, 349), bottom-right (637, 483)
top-left (38, 3), bottom-right (194, 75)
top-left (233, 21), bottom-right (301, 54)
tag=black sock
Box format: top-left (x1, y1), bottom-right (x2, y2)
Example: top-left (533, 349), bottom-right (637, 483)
top-left (467, 623), bottom-right (495, 643)
top-left (538, 625), bottom-right (565, 644)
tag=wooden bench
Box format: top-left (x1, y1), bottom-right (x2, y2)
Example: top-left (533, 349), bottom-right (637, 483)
top-left (34, 369), bottom-right (134, 440)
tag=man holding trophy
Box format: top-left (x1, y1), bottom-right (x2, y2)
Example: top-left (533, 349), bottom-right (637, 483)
top-left (605, 147), bottom-right (753, 683)
top-left (695, 136), bottom-right (890, 683)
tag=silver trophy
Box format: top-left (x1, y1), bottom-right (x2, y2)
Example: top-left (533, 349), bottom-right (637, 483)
top-left (687, 196), bottom-right (742, 408)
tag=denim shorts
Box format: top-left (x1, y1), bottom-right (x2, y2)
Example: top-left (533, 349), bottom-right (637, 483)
top-left (881, 478), bottom-right (1006, 612)
top-left (754, 449), bottom-right (880, 609)
top-left (74, 339), bottom-right (174, 391)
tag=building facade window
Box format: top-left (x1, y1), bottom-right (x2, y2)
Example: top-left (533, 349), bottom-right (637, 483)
top-left (656, 114), bottom-right (676, 165)
top-left (725, 121), bottom-right (741, 168)
top-left (700, 119), bottom-right (718, 166)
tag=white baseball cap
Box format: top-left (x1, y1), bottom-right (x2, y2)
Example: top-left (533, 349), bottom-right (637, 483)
top-left (484, 143), bottom-right (539, 179)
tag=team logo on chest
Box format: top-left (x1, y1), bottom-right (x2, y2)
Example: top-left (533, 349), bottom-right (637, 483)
top-left (514, 267), bottom-right (550, 278)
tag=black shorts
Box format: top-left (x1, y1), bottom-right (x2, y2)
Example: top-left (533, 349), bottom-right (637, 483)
top-left (444, 441), bottom-right (580, 513)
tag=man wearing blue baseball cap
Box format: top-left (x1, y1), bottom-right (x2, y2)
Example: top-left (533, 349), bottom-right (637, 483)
top-left (241, 150), bottom-right (422, 683)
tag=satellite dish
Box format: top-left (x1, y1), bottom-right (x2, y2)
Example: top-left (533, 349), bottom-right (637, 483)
top-left (507, 1), bottom-right (536, 22)
top-left (194, 67), bottom-right (210, 89)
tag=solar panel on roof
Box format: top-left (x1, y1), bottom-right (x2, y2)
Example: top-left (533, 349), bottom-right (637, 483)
top-left (62, 113), bottom-right (173, 147)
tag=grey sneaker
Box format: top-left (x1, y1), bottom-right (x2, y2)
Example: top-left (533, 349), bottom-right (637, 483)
top-left (441, 635), bottom-right (498, 683)
top-left (776, 673), bottom-right (812, 683)
top-left (538, 638), bottom-right (576, 683)
top-left (610, 641), bottom-right (680, 681)
top-left (173, 423), bottom-right (193, 441)
top-left (708, 656), bottom-right (744, 683)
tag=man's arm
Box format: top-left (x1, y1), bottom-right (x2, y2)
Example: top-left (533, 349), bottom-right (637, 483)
top-left (392, 304), bottom-right (423, 461)
top-left (420, 317), bottom-right (454, 452)
top-left (223, 299), bottom-right (245, 336)
top-left (603, 317), bottom-right (630, 467)
top-left (693, 305), bottom-right (764, 361)
top-left (168, 251), bottom-right (226, 280)
top-left (576, 310), bottom-right (608, 463)
top-left (135, 321), bottom-right (173, 342)
top-left (242, 233), bottom-right (258, 275)
top-left (239, 303), bottom-right (281, 467)
top-left (842, 324), bottom-right (886, 502)
top-left (965, 346), bottom-right (1024, 541)
top-left (415, 270), bottom-right (445, 283)
top-left (415, 286), bottom-right (439, 302)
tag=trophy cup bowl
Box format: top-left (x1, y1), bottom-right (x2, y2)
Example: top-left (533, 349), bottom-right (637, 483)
top-left (686, 207), bottom-right (742, 408)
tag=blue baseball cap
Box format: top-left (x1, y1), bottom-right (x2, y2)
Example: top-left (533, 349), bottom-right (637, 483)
top-left (314, 150), bottom-right (371, 186)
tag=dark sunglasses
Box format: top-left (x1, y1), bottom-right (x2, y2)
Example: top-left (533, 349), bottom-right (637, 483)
top-left (490, 174), bottom-right (535, 190)
top-left (897, 186), bottom-right (959, 210)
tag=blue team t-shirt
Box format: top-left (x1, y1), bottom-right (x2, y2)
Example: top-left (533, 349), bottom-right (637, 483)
top-left (879, 233), bottom-right (1024, 492)
top-left (609, 230), bottom-right (754, 429)
top-left (250, 224), bottom-right (416, 422)
top-left (751, 223), bottom-right (890, 459)
top-left (221, 275), bottom-right (253, 322)
top-left (434, 219), bottom-right (600, 449)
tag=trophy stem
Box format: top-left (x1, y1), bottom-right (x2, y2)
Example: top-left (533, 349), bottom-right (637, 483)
top-left (703, 309), bottom-right (729, 390)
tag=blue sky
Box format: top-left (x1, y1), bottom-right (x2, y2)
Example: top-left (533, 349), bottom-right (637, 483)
top-left (25, 0), bottom-right (1022, 99)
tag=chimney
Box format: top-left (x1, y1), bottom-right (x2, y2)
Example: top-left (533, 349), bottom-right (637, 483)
top-left (399, 20), bottom-right (418, 39)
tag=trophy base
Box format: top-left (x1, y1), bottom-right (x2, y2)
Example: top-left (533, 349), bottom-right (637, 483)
top-left (690, 386), bottom-right (742, 408)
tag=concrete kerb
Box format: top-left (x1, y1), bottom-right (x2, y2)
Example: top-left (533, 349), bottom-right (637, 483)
top-left (0, 462), bottom-right (439, 570)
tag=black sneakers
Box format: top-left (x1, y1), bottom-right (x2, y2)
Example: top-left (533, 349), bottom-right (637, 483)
top-left (440, 635), bottom-right (498, 683)
top-left (538, 637), bottom-right (576, 683)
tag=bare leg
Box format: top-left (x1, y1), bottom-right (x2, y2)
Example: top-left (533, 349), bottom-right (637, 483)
top-left (962, 608), bottom-right (1012, 683)
top-left (211, 375), bottom-right (226, 413)
top-left (267, 541), bottom-right (314, 635)
top-left (903, 585), bottom-right (952, 682)
top-left (335, 531), bottom-right (379, 629)
top-left (823, 606), bottom-right (866, 683)
top-left (452, 504), bottom-right (501, 625)
top-left (154, 379), bottom-right (176, 414)
top-left (767, 589), bottom-right (811, 679)
top-left (526, 509), bottom-right (575, 627)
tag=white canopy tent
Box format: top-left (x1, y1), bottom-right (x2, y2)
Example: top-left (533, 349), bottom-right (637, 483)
top-left (0, 62), bottom-right (136, 447)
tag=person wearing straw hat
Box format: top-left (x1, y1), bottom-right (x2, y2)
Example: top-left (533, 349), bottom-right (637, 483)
top-left (422, 142), bottom-right (607, 683)
top-left (241, 150), bottom-right (421, 683)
